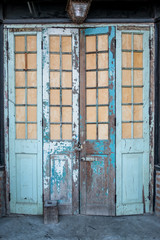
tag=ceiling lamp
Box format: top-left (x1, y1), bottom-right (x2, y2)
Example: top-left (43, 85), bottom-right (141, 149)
top-left (66, 0), bottom-right (92, 24)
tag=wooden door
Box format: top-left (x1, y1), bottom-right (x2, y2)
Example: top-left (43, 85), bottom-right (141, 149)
top-left (43, 28), bottom-right (79, 215)
top-left (116, 29), bottom-right (150, 215)
top-left (80, 27), bottom-right (116, 216)
top-left (9, 31), bottom-right (43, 214)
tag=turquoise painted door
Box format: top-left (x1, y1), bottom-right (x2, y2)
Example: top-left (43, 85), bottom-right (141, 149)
top-left (80, 27), bottom-right (116, 215)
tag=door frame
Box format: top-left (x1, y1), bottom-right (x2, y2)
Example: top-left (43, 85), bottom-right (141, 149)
top-left (3, 23), bottom-right (155, 215)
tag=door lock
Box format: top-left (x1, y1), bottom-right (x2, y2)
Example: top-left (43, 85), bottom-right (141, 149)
top-left (75, 142), bottom-right (83, 152)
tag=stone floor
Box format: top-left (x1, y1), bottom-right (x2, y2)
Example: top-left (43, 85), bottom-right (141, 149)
top-left (0, 214), bottom-right (160, 240)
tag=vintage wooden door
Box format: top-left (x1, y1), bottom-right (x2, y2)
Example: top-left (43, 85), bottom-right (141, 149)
top-left (116, 29), bottom-right (150, 215)
top-left (8, 30), bottom-right (43, 214)
top-left (80, 27), bottom-right (116, 215)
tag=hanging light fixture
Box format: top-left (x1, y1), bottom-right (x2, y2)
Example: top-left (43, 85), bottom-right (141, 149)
top-left (66, 0), bottom-right (92, 24)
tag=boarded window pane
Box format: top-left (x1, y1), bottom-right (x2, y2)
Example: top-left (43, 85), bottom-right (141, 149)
top-left (122, 52), bottom-right (132, 68)
top-left (62, 90), bottom-right (72, 105)
top-left (50, 124), bottom-right (60, 140)
top-left (86, 54), bottom-right (96, 70)
top-left (98, 106), bottom-right (108, 122)
top-left (133, 87), bottom-right (143, 103)
top-left (62, 72), bottom-right (72, 88)
top-left (133, 123), bottom-right (143, 138)
top-left (86, 107), bottom-right (96, 122)
top-left (50, 72), bottom-right (60, 88)
top-left (28, 124), bottom-right (37, 139)
top-left (27, 71), bottom-right (37, 87)
top-left (16, 106), bottom-right (25, 122)
top-left (98, 35), bottom-right (108, 51)
top-left (62, 36), bottom-right (72, 52)
top-left (50, 36), bottom-right (60, 52)
top-left (86, 72), bottom-right (96, 87)
top-left (15, 71), bottom-right (25, 87)
top-left (62, 124), bottom-right (72, 140)
top-left (122, 70), bottom-right (132, 86)
top-left (98, 124), bottom-right (108, 140)
top-left (122, 123), bottom-right (131, 139)
top-left (122, 88), bottom-right (132, 104)
top-left (15, 36), bottom-right (25, 52)
top-left (27, 106), bottom-right (37, 122)
top-left (98, 71), bottom-right (108, 87)
top-left (27, 89), bottom-right (37, 104)
top-left (27, 36), bottom-right (37, 51)
top-left (86, 36), bottom-right (96, 52)
top-left (15, 54), bottom-right (25, 69)
top-left (133, 52), bottom-right (143, 68)
top-left (133, 34), bottom-right (143, 50)
top-left (16, 123), bottom-right (25, 139)
top-left (86, 89), bottom-right (96, 105)
top-left (50, 107), bottom-right (60, 122)
top-left (50, 54), bottom-right (60, 70)
top-left (133, 70), bottom-right (143, 85)
top-left (62, 54), bottom-right (72, 70)
top-left (50, 90), bottom-right (60, 105)
top-left (133, 105), bottom-right (143, 121)
top-left (122, 105), bottom-right (132, 121)
top-left (16, 89), bottom-right (25, 104)
top-left (98, 89), bottom-right (108, 104)
top-left (62, 107), bottom-right (72, 122)
top-left (86, 124), bottom-right (96, 140)
top-left (122, 34), bottom-right (132, 50)
top-left (98, 53), bottom-right (108, 69)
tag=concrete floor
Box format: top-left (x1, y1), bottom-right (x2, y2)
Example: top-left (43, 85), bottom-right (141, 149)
top-left (0, 214), bottom-right (160, 240)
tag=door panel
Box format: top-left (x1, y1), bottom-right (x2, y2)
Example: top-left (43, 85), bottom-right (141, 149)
top-left (43, 28), bottom-right (79, 215)
top-left (80, 27), bottom-right (116, 216)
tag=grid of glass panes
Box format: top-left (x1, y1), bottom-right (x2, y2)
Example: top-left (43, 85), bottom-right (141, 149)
top-left (49, 35), bottom-right (73, 140)
top-left (15, 35), bottom-right (37, 139)
top-left (121, 33), bottom-right (143, 139)
top-left (85, 34), bottom-right (109, 140)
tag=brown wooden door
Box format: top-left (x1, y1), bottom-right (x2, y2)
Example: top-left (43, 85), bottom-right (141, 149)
top-left (80, 27), bottom-right (116, 216)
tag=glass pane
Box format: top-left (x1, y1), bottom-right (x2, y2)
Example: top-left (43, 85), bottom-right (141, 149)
top-left (16, 106), bottom-right (25, 122)
top-left (15, 54), bottom-right (25, 69)
top-left (86, 107), bottom-right (96, 122)
top-left (122, 105), bottom-right (132, 121)
top-left (122, 123), bottom-right (131, 139)
top-left (98, 124), bottom-right (108, 140)
top-left (27, 89), bottom-right (37, 104)
top-left (62, 72), bottom-right (72, 88)
top-left (122, 88), bottom-right (132, 104)
top-left (86, 54), bottom-right (96, 70)
top-left (134, 70), bottom-right (143, 85)
top-left (62, 36), bottom-right (72, 52)
top-left (122, 52), bottom-right (132, 68)
top-left (62, 54), bottom-right (72, 70)
top-left (50, 124), bottom-right (60, 140)
top-left (122, 34), bottom-right (132, 50)
top-left (86, 89), bottom-right (96, 105)
top-left (98, 35), bottom-right (108, 51)
top-left (27, 54), bottom-right (37, 69)
top-left (62, 90), bottom-right (72, 105)
top-left (15, 89), bottom-right (25, 104)
top-left (133, 105), bottom-right (143, 121)
top-left (62, 124), bottom-right (72, 140)
top-left (27, 36), bottom-right (37, 51)
top-left (50, 107), bottom-right (60, 123)
top-left (98, 53), bottom-right (108, 69)
top-left (27, 71), bottom-right (37, 87)
top-left (27, 106), bottom-right (37, 122)
top-left (98, 89), bottom-right (108, 105)
top-left (62, 107), bottom-right (72, 122)
top-left (15, 36), bottom-right (25, 52)
top-left (50, 36), bottom-right (60, 52)
top-left (50, 89), bottom-right (60, 105)
top-left (28, 124), bottom-right (37, 139)
top-left (133, 87), bottom-right (143, 103)
top-left (133, 34), bottom-right (143, 50)
top-left (86, 72), bottom-right (96, 87)
top-left (133, 52), bottom-right (143, 68)
top-left (16, 123), bottom-right (25, 139)
top-left (15, 71), bottom-right (25, 87)
top-left (50, 54), bottom-right (60, 70)
top-left (133, 123), bottom-right (143, 138)
top-left (86, 36), bottom-right (96, 52)
top-left (86, 124), bottom-right (96, 140)
top-left (98, 106), bottom-right (108, 122)
top-left (98, 71), bottom-right (108, 87)
top-left (122, 70), bottom-right (132, 86)
top-left (50, 72), bottom-right (60, 88)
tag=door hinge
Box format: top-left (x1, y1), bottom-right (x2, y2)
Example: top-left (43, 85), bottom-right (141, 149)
top-left (114, 117), bottom-right (116, 127)
top-left (115, 194), bottom-right (117, 203)
top-left (9, 193), bottom-right (11, 202)
top-left (149, 38), bottom-right (152, 50)
top-left (6, 41), bottom-right (9, 51)
top-left (41, 40), bottom-right (43, 50)
top-left (114, 38), bottom-right (116, 48)
top-left (7, 117), bottom-right (9, 128)
top-left (42, 118), bottom-right (43, 127)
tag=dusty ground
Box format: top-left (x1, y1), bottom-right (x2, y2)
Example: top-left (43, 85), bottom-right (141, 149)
top-left (0, 214), bottom-right (160, 240)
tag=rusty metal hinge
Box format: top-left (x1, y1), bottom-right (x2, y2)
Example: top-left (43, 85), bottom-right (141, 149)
top-left (149, 38), bottom-right (152, 49)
